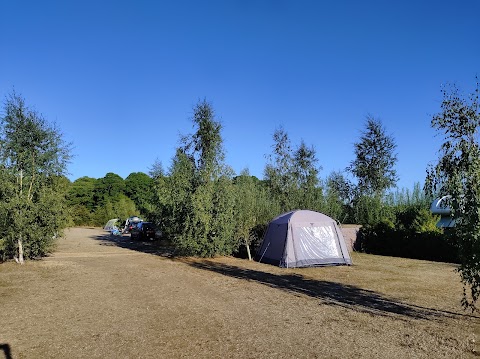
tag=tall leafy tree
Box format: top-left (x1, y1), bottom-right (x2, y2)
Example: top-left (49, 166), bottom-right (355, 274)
top-left (158, 100), bottom-right (237, 257)
top-left (425, 80), bottom-right (480, 311)
top-left (233, 170), bottom-right (261, 260)
top-left (0, 91), bottom-right (71, 262)
top-left (149, 158), bottom-right (165, 180)
top-left (348, 115), bottom-right (398, 196)
top-left (292, 140), bottom-right (322, 210)
top-left (264, 127), bottom-right (322, 212)
top-left (155, 148), bottom-right (195, 241)
top-left (264, 127), bottom-right (295, 211)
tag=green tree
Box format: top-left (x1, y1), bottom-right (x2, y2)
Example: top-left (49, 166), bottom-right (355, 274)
top-left (348, 115), bottom-right (398, 196)
top-left (233, 170), bottom-right (260, 260)
top-left (426, 80), bottom-right (480, 311)
top-left (125, 172), bottom-right (155, 217)
top-left (70, 204), bottom-right (93, 226)
top-left (264, 128), bottom-right (322, 212)
top-left (155, 100), bottom-right (237, 257)
top-left (292, 141), bottom-right (322, 210)
top-left (149, 158), bottom-right (165, 180)
top-left (93, 172), bottom-right (126, 207)
top-left (95, 194), bottom-right (138, 226)
top-left (67, 176), bottom-right (96, 210)
top-left (175, 100), bottom-right (236, 256)
top-left (324, 171), bottom-right (353, 222)
top-left (154, 149), bottom-right (195, 241)
top-left (264, 127), bottom-right (295, 211)
top-left (0, 91), bottom-right (71, 263)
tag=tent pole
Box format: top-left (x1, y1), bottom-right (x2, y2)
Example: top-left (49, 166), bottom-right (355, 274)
top-left (258, 242), bottom-right (270, 263)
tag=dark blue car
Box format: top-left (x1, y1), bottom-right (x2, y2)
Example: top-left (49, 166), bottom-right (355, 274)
top-left (131, 222), bottom-right (156, 240)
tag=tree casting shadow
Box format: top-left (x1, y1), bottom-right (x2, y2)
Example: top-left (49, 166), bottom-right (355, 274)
top-left (91, 232), bottom-right (478, 321)
top-left (91, 232), bottom-right (175, 258)
top-left (189, 259), bottom-right (479, 321)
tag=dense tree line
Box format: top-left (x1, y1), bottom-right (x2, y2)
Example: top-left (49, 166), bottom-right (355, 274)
top-left (0, 93), bottom-right (436, 262)
top-left (67, 172), bottom-right (155, 227)
top-left (64, 100), bottom-right (435, 257)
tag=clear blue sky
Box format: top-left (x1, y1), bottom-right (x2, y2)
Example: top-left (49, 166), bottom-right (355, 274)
top-left (1, 0), bottom-right (478, 190)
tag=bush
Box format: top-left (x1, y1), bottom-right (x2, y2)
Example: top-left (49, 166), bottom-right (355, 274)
top-left (353, 195), bottom-right (394, 226)
top-left (355, 206), bottom-right (459, 263)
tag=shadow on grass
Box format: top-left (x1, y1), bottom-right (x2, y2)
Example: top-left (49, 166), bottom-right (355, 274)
top-left (0, 344), bottom-right (12, 359)
top-left (188, 260), bottom-right (480, 321)
top-left (91, 232), bottom-right (176, 258)
top-left (92, 232), bottom-right (479, 321)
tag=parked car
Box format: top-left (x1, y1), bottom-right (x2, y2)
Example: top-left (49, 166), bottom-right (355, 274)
top-left (123, 216), bottom-right (142, 233)
top-left (125, 222), bottom-right (139, 233)
top-left (131, 222), bottom-right (156, 241)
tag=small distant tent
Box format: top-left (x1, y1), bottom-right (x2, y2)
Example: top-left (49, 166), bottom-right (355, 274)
top-left (256, 210), bottom-right (352, 268)
top-left (430, 195), bottom-right (455, 228)
top-left (104, 218), bottom-right (119, 231)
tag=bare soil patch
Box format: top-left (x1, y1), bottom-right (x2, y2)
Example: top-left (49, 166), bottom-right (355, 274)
top-left (0, 227), bottom-right (479, 358)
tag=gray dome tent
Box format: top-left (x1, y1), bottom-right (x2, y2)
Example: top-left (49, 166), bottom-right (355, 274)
top-left (256, 210), bottom-right (352, 268)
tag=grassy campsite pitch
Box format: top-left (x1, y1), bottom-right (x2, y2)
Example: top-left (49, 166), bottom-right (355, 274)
top-left (0, 227), bottom-right (479, 358)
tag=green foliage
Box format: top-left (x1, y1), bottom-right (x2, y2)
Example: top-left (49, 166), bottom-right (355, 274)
top-left (324, 171), bottom-right (354, 222)
top-left (356, 207), bottom-right (456, 263)
top-left (264, 127), bottom-right (323, 212)
top-left (154, 149), bottom-right (195, 241)
top-left (264, 127), bottom-right (295, 211)
top-left (0, 91), bottom-right (71, 261)
top-left (125, 172), bottom-right (155, 217)
top-left (426, 79), bottom-right (480, 311)
top-left (233, 170), bottom-right (260, 245)
top-left (396, 207), bottom-right (441, 234)
top-left (67, 176), bottom-right (97, 211)
top-left (385, 183), bottom-right (432, 211)
top-left (67, 171), bottom-right (156, 226)
top-left (348, 115), bottom-right (398, 196)
top-left (94, 194), bottom-right (138, 226)
top-left (93, 172), bottom-right (126, 207)
top-left (149, 158), bottom-right (165, 179)
top-left (232, 170), bottom-right (278, 258)
top-left (156, 100), bottom-right (238, 257)
top-left (70, 204), bottom-right (94, 226)
top-left (353, 194), bottom-right (394, 226)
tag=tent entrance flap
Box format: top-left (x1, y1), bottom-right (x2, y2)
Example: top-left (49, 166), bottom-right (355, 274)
top-left (257, 223), bottom-right (288, 266)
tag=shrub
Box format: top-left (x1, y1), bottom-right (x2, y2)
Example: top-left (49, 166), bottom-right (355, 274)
top-left (356, 206), bottom-right (458, 263)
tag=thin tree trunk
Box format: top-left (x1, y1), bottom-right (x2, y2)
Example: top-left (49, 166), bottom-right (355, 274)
top-left (16, 169), bottom-right (25, 264)
top-left (16, 236), bottom-right (24, 265)
top-left (245, 238), bottom-right (252, 261)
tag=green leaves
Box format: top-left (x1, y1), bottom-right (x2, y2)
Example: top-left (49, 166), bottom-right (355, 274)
top-left (156, 101), bottom-right (238, 257)
top-left (264, 127), bottom-right (322, 212)
top-left (348, 115), bottom-right (398, 197)
top-left (0, 91), bottom-right (71, 261)
top-left (427, 79), bottom-right (480, 311)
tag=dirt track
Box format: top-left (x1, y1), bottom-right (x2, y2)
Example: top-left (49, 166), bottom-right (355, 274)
top-left (0, 227), bottom-right (479, 358)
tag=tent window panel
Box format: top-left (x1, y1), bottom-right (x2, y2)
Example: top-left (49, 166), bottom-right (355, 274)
top-left (293, 225), bottom-right (341, 260)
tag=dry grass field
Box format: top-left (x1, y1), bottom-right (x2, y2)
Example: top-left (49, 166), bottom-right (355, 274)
top-left (0, 227), bottom-right (479, 358)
